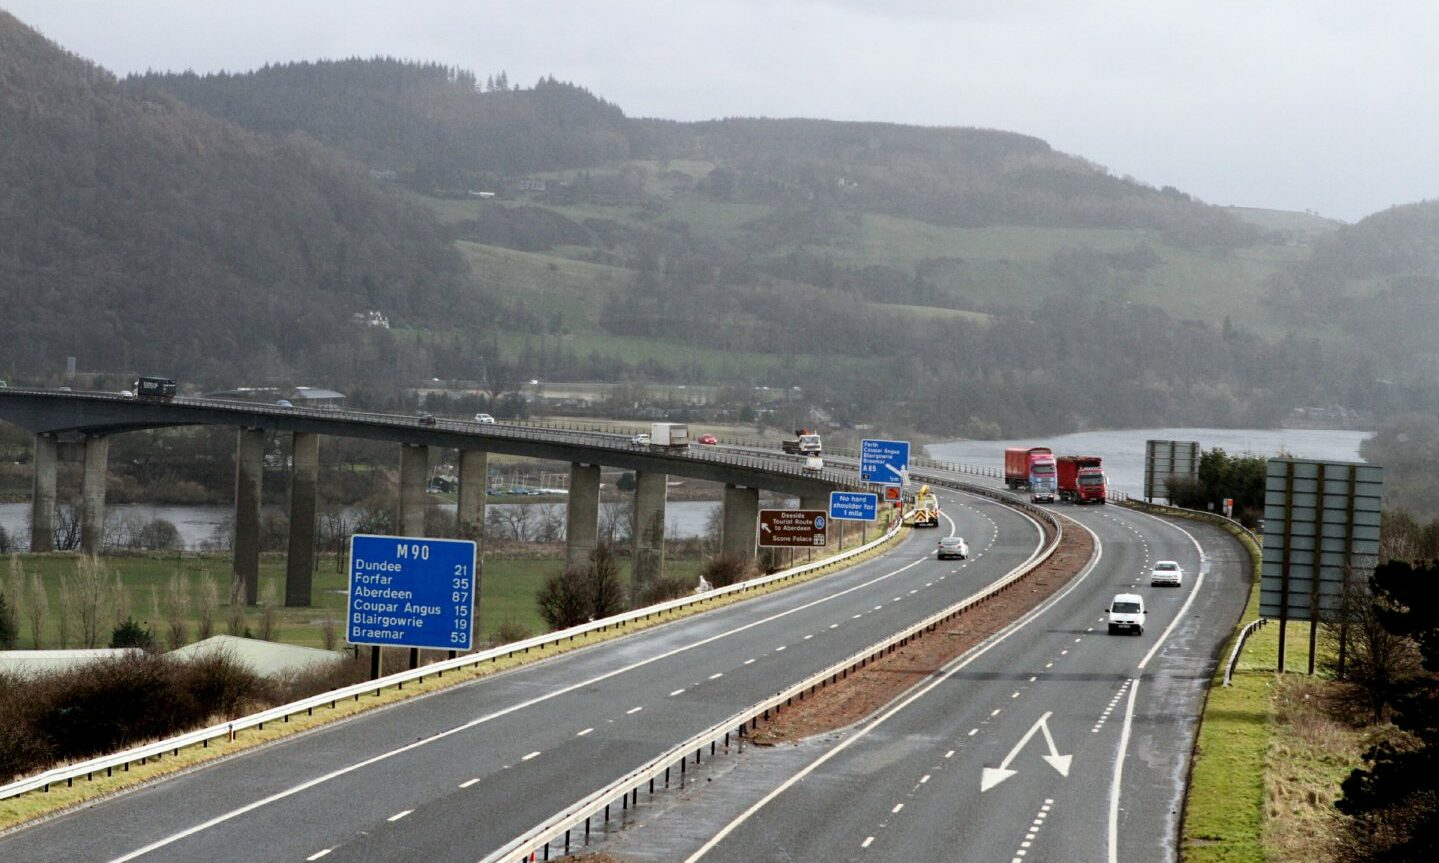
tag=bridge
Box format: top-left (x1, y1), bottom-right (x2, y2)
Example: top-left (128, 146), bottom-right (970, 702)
top-left (0, 388), bottom-right (853, 608)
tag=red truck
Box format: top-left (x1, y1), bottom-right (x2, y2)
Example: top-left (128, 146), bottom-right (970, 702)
top-left (1004, 447), bottom-right (1057, 500)
top-left (1057, 455), bottom-right (1107, 504)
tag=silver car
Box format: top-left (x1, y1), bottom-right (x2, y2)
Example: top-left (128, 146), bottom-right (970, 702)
top-left (937, 536), bottom-right (969, 560)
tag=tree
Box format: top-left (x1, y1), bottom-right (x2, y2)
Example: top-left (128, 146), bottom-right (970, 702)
top-left (589, 544), bottom-right (626, 620)
top-left (0, 593), bottom-right (17, 649)
top-left (110, 617), bottom-right (154, 651)
top-left (1335, 560), bottom-right (1439, 860)
top-left (536, 566), bottom-right (590, 631)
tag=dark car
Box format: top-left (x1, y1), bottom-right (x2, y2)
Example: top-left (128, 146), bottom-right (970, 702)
top-left (418, 413), bottom-right (437, 426)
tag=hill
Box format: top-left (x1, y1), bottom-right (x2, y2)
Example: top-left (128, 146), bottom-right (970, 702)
top-left (0, 12), bottom-right (486, 385)
top-left (5, 25), bottom-right (1426, 435)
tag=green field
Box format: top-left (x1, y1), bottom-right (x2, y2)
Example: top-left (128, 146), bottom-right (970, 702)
top-left (4, 551), bottom-right (704, 650)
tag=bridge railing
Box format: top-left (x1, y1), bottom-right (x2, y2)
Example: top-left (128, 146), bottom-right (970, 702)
top-left (480, 482), bottom-right (1063, 863)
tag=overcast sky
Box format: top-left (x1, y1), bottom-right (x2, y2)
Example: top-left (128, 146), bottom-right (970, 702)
top-left (7, 0), bottom-right (1435, 222)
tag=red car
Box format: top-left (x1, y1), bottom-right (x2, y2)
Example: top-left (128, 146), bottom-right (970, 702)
top-left (697, 433), bottom-right (718, 445)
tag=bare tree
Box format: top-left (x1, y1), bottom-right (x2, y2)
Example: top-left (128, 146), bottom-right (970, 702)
top-left (74, 556), bottom-right (109, 648)
top-left (27, 572), bottom-right (48, 648)
top-left (598, 501), bottom-right (632, 546)
top-left (5, 556), bottom-right (24, 634)
top-left (195, 570), bottom-right (218, 641)
top-left (488, 505), bottom-right (534, 542)
top-left (534, 504), bottom-right (565, 543)
top-left (227, 579), bottom-right (246, 636)
top-left (165, 572), bottom-right (191, 650)
top-left (111, 571), bottom-right (130, 629)
top-left (54, 572), bottom-right (72, 647)
top-left (53, 504), bottom-right (81, 551)
top-left (257, 584), bottom-right (279, 641)
top-left (320, 611), bottom-right (339, 651)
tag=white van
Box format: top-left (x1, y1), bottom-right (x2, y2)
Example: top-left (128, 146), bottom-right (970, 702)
top-left (1107, 593), bottom-right (1146, 635)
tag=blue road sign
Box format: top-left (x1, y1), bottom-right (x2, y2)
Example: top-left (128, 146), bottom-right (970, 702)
top-left (348, 534), bottom-right (477, 651)
top-left (830, 491), bottom-right (879, 521)
top-left (860, 438), bottom-right (910, 484)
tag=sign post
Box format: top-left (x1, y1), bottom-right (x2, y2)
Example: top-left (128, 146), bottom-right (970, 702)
top-left (829, 491), bottom-right (879, 522)
top-left (1144, 440), bottom-right (1201, 503)
top-left (758, 510), bottom-right (828, 548)
top-left (860, 439), bottom-right (911, 486)
top-left (348, 535), bottom-right (478, 678)
top-left (1260, 459), bottom-right (1383, 673)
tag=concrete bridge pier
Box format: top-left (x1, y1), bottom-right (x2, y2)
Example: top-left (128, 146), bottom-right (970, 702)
top-left (79, 435), bottom-right (110, 557)
top-left (721, 484), bottom-right (759, 563)
top-left (284, 432), bottom-right (320, 608)
top-left (456, 449), bottom-right (488, 543)
top-left (565, 463), bottom-right (601, 570)
top-left (456, 449), bottom-right (488, 628)
top-left (397, 445), bottom-right (429, 537)
top-left (234, 428), bottom-right (265, 605)
top-left (30, 433), bottom-right (57, 553)
top-left (630, 470), bottom-right (667, 604)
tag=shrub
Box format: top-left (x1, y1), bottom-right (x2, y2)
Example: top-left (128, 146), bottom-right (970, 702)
top-left (110, 617), bottom-right (155, 651)
top-left (701, 554), bottom-right (750, 588)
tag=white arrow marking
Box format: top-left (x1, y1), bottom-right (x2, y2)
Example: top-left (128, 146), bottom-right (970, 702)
top-left (981, 711), bottom-right (1071, 792)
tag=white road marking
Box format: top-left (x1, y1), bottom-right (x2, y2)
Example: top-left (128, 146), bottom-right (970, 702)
top-left (627, 706), bottom-right (643, 714)
top-left (862, 836), bottom-right (874, 848)
top-left (459, 778), bottom-right (480, 788)
top-left (920, 774), bottom-right (930, 784)
top-left (891, 803), bottom-right (904, 813)
top-left (577, 727), bottom-right (593, 736)
top-left (744, 658), bottom-right (756, 665)
top-left (804, 634), bottom-right (814, 640)
top-left (306, 850), bottom-right (331, 861)
top-left (969, 729), bottom-right (978, 736)
top-left (521, 751), bottom-right (540, 760)
top-left (710, 672), bottom-right (724, 679)
top-left (775, 645), bottom-right (787, 652)
top-left (945, 750), bottom-right (955, 758)
top-left (104, 542), bottom-right (948, 863)
top-left (387, 809), bottom-right (412, 822)
top-left (669, 689), bottom-right (686, 696)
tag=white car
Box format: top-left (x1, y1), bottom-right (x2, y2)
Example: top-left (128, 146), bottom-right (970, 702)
top-left (630, 432), bottom-right (650, 447)
top-left (1107, 593), bottom-right (1146, 635)
top-left (474, 413), bottom-right (496, 424)
top-left (937, 536), bottom-right (969, 560)
top-left (803, 456), bottom-right (824, 472)
top-left (1150, 560), bottom-right (1183, 587)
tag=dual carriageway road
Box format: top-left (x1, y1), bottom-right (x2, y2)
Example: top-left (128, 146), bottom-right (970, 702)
top-left (0, 465), bottom-right (1248, 863)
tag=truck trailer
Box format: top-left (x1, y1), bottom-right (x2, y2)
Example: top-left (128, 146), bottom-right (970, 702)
top-left (1004, 446), bottom-right (1057, 503)
top-left (1057, 455), bottom-right (1108, 504)
top-left (133, 377), bottom-right (177, 399)
top-left (649, 422), bottom-right (691, 448)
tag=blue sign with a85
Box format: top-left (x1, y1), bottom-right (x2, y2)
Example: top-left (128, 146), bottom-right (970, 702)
top-left (347, 534), bottom-right (477, 651)
top-left (860, 439), bottom-right (910, 484)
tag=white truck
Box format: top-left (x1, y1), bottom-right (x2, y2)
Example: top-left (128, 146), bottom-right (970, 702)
top-left (649, 422), bottom-right (691, 449)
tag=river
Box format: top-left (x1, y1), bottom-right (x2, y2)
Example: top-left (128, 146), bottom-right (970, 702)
top-left (926, 427), bottom-right (1371, 499)
top-left (0, 428), bottom-right (1370, 550)
top-left (0, 500), bottom-right (726, 552)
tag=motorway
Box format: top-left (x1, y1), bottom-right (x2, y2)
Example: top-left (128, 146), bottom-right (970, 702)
top-left (0, 487), bottom-right (1045, 863)
top-left (590, 493), bottom-right (1250, 862)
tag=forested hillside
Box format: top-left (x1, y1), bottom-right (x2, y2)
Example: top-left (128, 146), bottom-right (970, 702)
top-left (0, 13), bottom-right (486, 384)
top-left (6, 16), bottom-right (1432, 434)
